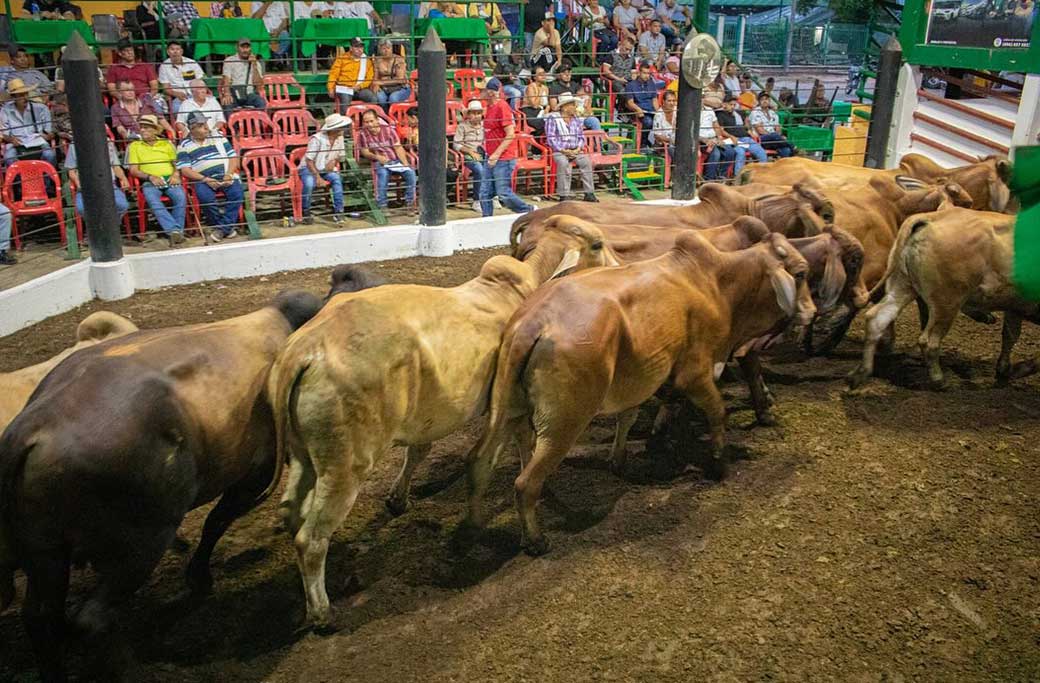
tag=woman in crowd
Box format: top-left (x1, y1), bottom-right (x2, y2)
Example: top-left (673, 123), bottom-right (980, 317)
top-left (372, 39), bottom-right (411, 108)
top-left (520, 66), bottom-right (549, 134)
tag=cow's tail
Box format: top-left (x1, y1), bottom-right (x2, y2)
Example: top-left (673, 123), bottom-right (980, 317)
top-left (259, 350), bottom-right (311, 509)
top-left (476, 318), bottom-right (544, 462)
top-left (0, 437), bottom-right (32, 613)
top-left (869, 215), bottom-right (932, 303)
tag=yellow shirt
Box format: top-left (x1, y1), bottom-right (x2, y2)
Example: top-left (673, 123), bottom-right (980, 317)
top-left (127, 138), bottom-right (178, 178)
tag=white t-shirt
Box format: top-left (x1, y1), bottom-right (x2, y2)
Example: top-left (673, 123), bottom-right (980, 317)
top-left (251, 1), bottom-right (290, 32)
top-left (176, 96), bottom-right (227, 131)
top-left (305, 130), bottom-right (346, 170)
top-left (334, 1), bottom-right (376, 28)
top-left (699, 108), bottom-right (718, 141)
top-left (748, 107), bottom-right (780, 134)
top-left (158, 58), bottom-right (204, 93)
top-left (614, 4), bottom-right (639, 29)
top-left (649, 110), bottom-right (673, 145)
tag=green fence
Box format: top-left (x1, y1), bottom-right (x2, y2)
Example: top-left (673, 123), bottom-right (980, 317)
top-left (709, 16), bottom-right (870, 66)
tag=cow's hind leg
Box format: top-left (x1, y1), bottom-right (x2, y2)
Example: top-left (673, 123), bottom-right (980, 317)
top-left (674, 362), bottom-right (728, 480)
top-left (21, 551), bottom-right (70, 683)
top-left (465, 419), bottom-right (522, 528)
top-left (187, 459), bottom-right (275, 595)
top-left (996, 312), bottom-right (1037, 385)
top-left (848, 278), bottom-right (915, 388)
top-left (610, 407), bottom-right (639, 474)
top-left (386, 443), bottom-right (432, 516)
top-left (918, 300), bottom-right (960, 390)
top-left (280, 454), bottom-right (317, 538)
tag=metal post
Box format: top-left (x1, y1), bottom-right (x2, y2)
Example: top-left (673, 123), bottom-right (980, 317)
top-left (736, 15), bottom-right (746, 63)
top-left (694, 0), bottom-right (710, 32)
top-left (417, 28), bottom-right (447, 226)
top-left (63, 32), bottom-right (123, 262)
top-left (864, 36), bottom-right (902, 169)
top-left (715, 15), bottom-right (725, 47)
top-left (782, 0), bottom-right (795, 71)
top-left (672, 77), bottom-right (701, 200)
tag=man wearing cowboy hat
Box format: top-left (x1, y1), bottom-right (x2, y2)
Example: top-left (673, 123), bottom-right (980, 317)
top-left (545, 93), bottom-right (597, 202)
top-left (176, 112), bottom-right (243, 242)
top-left (300, 113), bottom-right (352, 224)
top-left (127, 114), bottom-right (187, 244)
top-left (1, 78), bottom-right (55, 168)
top-left (452, 99), bottom-right (490, 213)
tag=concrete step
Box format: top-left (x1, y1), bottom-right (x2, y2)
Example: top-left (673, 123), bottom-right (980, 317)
top-left (915, 100), bottom-right (1012, 152)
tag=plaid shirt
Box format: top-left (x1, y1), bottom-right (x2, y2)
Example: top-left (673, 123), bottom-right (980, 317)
top-left (545, 114), bottom-right (585, 152)
top-left (165, 1), bottom-right (200, 32)
top-left (357, 122), bottom-right (400, 158)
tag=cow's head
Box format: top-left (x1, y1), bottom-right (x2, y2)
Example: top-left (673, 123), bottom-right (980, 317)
top-left (752, 183), bottom-right (831, 237)
top-left (824, 226), bottom-right (869, 310)
top-left (983, 156), bottom-right (1013, 212)
top-left (272, 290), bottom-right (324, 330)
top-left (523, 215), bottom-right (621, 279)
top-left (870, 176), bottom-right (946, 217)
top-left (325, 265), bottom-right (388, 302)
top-left (762, 233), bottom-right (816, 326)
top-left (893, 175), bottom-right (973, 209)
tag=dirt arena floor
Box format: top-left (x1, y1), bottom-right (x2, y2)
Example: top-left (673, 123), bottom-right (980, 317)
top-left (2, 248), bottom-right (1039, 682)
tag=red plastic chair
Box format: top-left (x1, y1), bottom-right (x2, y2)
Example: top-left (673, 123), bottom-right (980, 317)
top-left (228, 110), bottom-right (282, 154)
top-left (263, 74), bottom-right (307, 110)
top-left (273, 108), bottom-right (317, 149)
top-left (3, 161), bottom-right (73, 249)
top-left (448, 147), bottom-right (471, 205)
top-left (388, 101), bottom-right (414, 139)
top-left (584, 130), bottom-right (624, 192)
top-left (445, 100), bottom-right (466, 136)
top-left (511, 133), bottom-right (551, 197)
top-left (129, 176), bottom-right (201, 238)
top-left (241, 147), bottom-right (301, 222)
top-left (452, 68), bottom-right (484, 104)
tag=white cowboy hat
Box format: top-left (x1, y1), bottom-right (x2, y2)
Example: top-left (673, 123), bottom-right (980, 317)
top-left (467, 100), bottom-right (484, 111)
top-left (321, 113), bottom-right (352, 131)
top-left (556, 92), bottom-right (579, 108)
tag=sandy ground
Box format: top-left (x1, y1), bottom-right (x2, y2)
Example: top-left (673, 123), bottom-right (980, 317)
top-left (1, 247), bottom-right (1039, 682)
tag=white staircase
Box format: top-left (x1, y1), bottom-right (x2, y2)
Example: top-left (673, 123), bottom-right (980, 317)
top-left (901, 89), bottom-right (1016, 166)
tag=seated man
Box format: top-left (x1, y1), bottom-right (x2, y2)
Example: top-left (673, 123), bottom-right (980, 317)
top-left (176, 79), bottom-right (227, 137)
top-left (111, 79), bottom-right (175, 141)
top-left (699, 95), bottom-right (737, 182)
top-left (623, 61), bottom-right (659, 141)
top-left (6, 47), bottom-right (53, 95)
top-left (452, 99), bottom-right (489, 213)
top-left (549, 60), bottom-right (601, 131)
top-left (638, 20), bottom-right (668, 69)
top-left (749, 91), bottom-right (796, 157)
top-left (127, 115), bottom-right (187, 244)
top-left (252, 1), bottom-right (292, 67)
top-left (715, 94), bottom-right (767, 176)
top-left (0, 78), bottom-right (55, 167)
top-left (0, 202), bottom-right (15, 265)
top-left (299, 113), bottom-right (353, 224)
top-left (600, 35), bottom-right (636, 90)
top-left (545, 94), bottom-right (597, 203)
top-left (649, 88), bottom-right (676, 157)
top-left (219, 38), bottom-right (267, 112)
top-left (327, 37), bottom-right (378, 113)
top-left (530, 13), bottom-right (563, 72)
top-left (356, 109), bottom-right (416, 211)
top-left (158, 40), bottom-right (204, 116)
top-left (176, 112), bottom-right (244, 242)
top-left (65, 137), bottom-right (130, 219)
top-left (655, 0), bottom-right (690, 46)
top-left (106, 39), bottom-right (161, 109)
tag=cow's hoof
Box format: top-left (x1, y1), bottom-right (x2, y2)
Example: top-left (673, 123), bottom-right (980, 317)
top-left (756, 411), bottom-right (778, 427)
top-left (306, 609), bottom-right (337, 635)
top-left (522, 536), bottom-right (550, 557)
top-left (1005, 360), bottom-right (1039, 382)
top-left (610, 458), bottom-right (627, 477)
top-left (846, 368), bottom-right (869, 389)
top-left (185, 565), bottom-right (213, 596)
top-left (385, 495), bottom-right (409, 517)
top-left (702, 456), bottom-right (728, 482)
top-left (927, 376), bottom-right (949, 392)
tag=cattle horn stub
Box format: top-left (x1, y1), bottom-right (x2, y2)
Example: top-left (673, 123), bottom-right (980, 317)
top-left (771, 268), bottom-right (798, 316)
top-left (550, 249), bottom-right (581, 280)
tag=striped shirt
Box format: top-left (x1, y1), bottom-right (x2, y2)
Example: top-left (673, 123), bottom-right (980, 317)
top-left (356, 122), bottom-right (400, 157)
top-left (176, 135), bottom-right (237, 179)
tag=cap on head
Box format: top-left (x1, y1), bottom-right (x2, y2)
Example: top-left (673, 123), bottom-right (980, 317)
top-left (186, 111), bottom-right (209, 127)
top-left (484, 77), bottom-right (502, 92)
top-left (350, 37), bottom-right (364, 48)
top-left (237, 37), bottom-right (252, 46)
top-left (117, 38), bottom-right (133, 50)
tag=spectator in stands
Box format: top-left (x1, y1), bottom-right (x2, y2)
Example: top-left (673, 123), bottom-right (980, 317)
top-left (715, 94), bottom-right (767, 175)
top-left (252, 1), bottom-right (292, 68)
top-left (328, 37), bottom-right (378, 112)
top-left (699, 95), bottom-right (736, 182)
top-left (520, 67), bottom-right (550, 135)
top-left (453, 99), bottom-right (489, 213)
top-left (749, 92), bottom-right (795, 157)
top-left (549, 60), bottom-right (601, 131)
top-left (107, 39), bottom-right (160, 103)
top-left (357, 109), bottom-right (416, 211)
top-left (661, 55), bottom-right (680, 84)
top-left (600, 35), bottom-right (635, 89)
top-left (481, 79), bottom-right (534, 216)
top-left (159, 41), bottom-right (204, 116)
top-left (298, 113), bottom-right (351, 224)
top-left (1, 79), bottom-right (55, 168)
top-left (467, 1), bottom-right (511, 67)
top-left (737, 72), bottom-right (758, 111)
top-left (655, 0), bottom-right (690, 46)
top-left (649, 88), bottom-right (675, 157)
top-left (112, 79), bottom-right (175, 140)
top-left (7, 48), bottom-right (53, 96)
top-left (493, 55), bottom-right (525, 109)
top-left (54, 45), bottom-right (105, 95)
top-left (127, 115), bottom-right (187, 245)
top-left (624, 61), bottom-right (659, 138)
top-left (545, 94), bottom-right (597, 203)
top-left (134, 1), bottom-right (162, 45)
top-left (720, 60), bottom-right (741, 97)
top-left (211, 1), bottom-right (244, 17)
top-left (0, 202), bottom-right (14, 266)
top-left (638, 19), bottom-right (668, 69)
top-left (177, 112), bottom-right (244, 242)
top-left (704, 76), bottom-right (726, 102)
top-left (399, 107), bottom-right (420, 148)
top-left (176, 79), bottom-right (226, 136)
top-left (372, 39), bottom-right (411, 107)
top-left (20, 0), bottom-right (80, 19)
top-left (581, 0), bottom-right (615, 54)
top-left (220, 38), bottom-right (267, 111)
top-left (531, 13), bottom-right (563, 73)
top-left (164, 0), bottom-right (201, 38)
top-left (522, 0), bottom-right (550, 52)
top-left (336, 0), bottom-right (385, 31)
top-left (66, 138), bottom-right (130, 220)
top-left (612, 0), bottom-right (640, 45)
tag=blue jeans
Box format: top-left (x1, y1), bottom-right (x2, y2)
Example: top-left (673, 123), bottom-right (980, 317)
top-left (479, 159), bottom-right (533, 217)
top-left (503, 84), bottom-right (523, 109)
top-left (594, 28), bottom-right (618, 53)
top-left (193, 179), bottom-right (244, 235)
top-left (141, 182), bottom-right (186, 234)
top-left (583, 116), bottom-right (602, 131)
top-left (376, 87), bottom-right (412, 106)
top-left (75, 187), bottom-right (129, 217)
top-left (759, 132), bottom-right (795, 157)
top-left (464, 159), bottom-right (490, 202)
top-left (702, 145), bottom-right (737, 181)
top-left (0, 202), bottom-right (10, 252)
top-left (299, 167), bottom-right (344, 214)
top-left (4, 145), bottom-right (56, 168)
top-left (732, 137), bottom-right (768, 175)
top-left (335, 90), bottom-right (378, 113)
top-left (373, 162), bottom-right (416, 207)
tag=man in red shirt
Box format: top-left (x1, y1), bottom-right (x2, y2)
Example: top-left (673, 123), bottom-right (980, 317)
top-left (480, 78), bottom-right (534, 217)
top-left (106, 38), bottom-right (160, 104)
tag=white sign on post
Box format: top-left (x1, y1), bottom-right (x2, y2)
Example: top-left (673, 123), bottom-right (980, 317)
top-left (681, 33), bottom-right (723, 89)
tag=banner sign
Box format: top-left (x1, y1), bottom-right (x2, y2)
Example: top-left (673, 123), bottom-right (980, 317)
top-left (926, 0), bottom-right (1037, 48)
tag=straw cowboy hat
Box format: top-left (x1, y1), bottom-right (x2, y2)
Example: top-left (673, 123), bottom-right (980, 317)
top-left (320, 113), bottom-right (352, 131)
top-left (6, 78), bottom-right (34, 96)
top-left (556, 92), bottom-right (579, 108)
top-left (138, 114), bottom-right (163, 129)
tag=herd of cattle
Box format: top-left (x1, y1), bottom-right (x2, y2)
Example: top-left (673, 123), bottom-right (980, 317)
top-left (0, 152), bottom-right (1027, 682)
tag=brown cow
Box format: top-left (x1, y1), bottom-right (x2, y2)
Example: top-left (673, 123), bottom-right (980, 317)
top-left (0, 312), bottom-right (139, 434)
top-left (0, 277), bottom-right (378, 683)
top-left (848, 208), bottom-right (1035, 390)
top-left (465, 232), bottom-right (816, 555)
top-left (266, 222), bottom-right (618, 629)
top-left (510, 182), bottom-right (833, 253)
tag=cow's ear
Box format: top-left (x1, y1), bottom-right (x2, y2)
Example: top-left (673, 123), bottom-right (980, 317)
top-left (770, 268), bottom-right (798, 316)
top-left (550, 249), bottom-right (581, 279)
top-left (996, 158), bottom-right (1012, 183)
top-left (819, 245), bottom-right (846, 312)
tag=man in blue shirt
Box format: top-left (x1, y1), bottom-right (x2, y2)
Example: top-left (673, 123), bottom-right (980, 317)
top-left (175, 112), bottom-right (243, 242)
top-left (624, 61), bottom-right (659, 145)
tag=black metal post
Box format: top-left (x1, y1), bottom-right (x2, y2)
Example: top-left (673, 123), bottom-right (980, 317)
top-left (672, 77), bottom-right (701, 201)
top-left (63, 32), bottom-right (123, 262)
top-left (864, 36), bottom-right (902, 170)
top-left (417, 28), bottom-right (447, 226)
